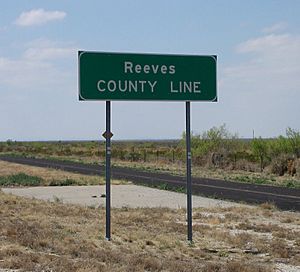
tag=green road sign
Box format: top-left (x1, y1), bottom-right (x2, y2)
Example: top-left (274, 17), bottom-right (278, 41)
top-left (78, 51), bottom-right (217, 101)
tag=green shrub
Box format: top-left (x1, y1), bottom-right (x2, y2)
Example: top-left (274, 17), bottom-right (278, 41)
top-left (268, 136), bottom-right (291, 157)
top-left (251, 137), bottom-right (269, 172)
top-left (233, 175), bottom-right (270, 185)
top-left (49, 179), bottom-right (77, 186)
top-left (286, 127), bottom-right (300, 158)
top-left (284, 180), bottom-right (299, 188)
top-left (0, 173), bottom-right (42, 186)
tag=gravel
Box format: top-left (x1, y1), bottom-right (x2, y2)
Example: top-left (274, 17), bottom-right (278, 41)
top-left (276, 263), bottom-right (300, 272)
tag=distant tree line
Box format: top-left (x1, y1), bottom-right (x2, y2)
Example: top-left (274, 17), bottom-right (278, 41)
top-left (183, 124), bottom-right (300, 176)
top-left (0, 125), bottom-right (299, 176)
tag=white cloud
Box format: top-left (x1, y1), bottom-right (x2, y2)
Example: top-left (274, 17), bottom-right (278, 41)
top-left (234, 33), bottom-right (300, 75)
top-left (262, 22), bottom-right (287, 34)
top-left (0, 56), bottom-right (52, 88)
top-left (236, 33), bottom-right (299, 55)
top-left (23, 39), bottom-right (76, 60)
top-left (24, 47), bottom-right (75, 60)
top-left (15, 9), bottom-right (66, 26)
top-left (220, 31), bottom-right (300, 136)
top-left (0, 39), bottom-right (76, 90)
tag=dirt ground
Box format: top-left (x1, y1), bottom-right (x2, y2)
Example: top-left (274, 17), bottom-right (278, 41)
top-left (0, 190), bottom-right (300, 272)
top-left (1, 161), bottom-right (300, 271)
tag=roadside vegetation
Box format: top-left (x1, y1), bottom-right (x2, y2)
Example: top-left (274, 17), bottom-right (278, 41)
top-left (1, 125), bottom-right (299, 188)
top-left (0, 173), bottom-right (42, 186)
top-left (1, 191), bottom-right (300, 271)
top-left (0, 161), bottom-right (126, 187)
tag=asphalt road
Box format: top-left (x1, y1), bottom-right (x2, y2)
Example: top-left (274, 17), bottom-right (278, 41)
top-left (1, 155), bottom-right (299, 211)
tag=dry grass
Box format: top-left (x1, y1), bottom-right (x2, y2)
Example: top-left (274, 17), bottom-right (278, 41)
top-left (1, 191), bottom-right (300, 271)
top-left (0, 160), bottom-right (299, 271)
top-left (104, 157), bottom-right (300, 188)
top-left (0, 161), bottom-right (126, 186)
top-left (5, 151), bottom-right (300, 187)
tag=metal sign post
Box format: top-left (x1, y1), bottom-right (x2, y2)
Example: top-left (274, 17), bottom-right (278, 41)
top-left (105, 100), bottom-right (111, 240)
top-left (186, 101), bottom-right (192, 242)
top-left (78, 51), bottom-right (217, 242)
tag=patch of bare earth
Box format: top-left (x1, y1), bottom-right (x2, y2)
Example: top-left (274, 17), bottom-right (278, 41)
top-left (1, 191), bottom-right (300, 271)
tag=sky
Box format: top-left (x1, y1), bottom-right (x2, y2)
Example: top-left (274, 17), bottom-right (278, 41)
top-left (0, 1), bottom-right (300, 141)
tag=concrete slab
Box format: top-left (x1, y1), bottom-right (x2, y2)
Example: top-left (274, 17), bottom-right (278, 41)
top-left (2, 185), bottom-right (250, 209)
